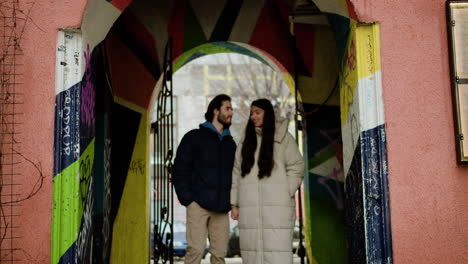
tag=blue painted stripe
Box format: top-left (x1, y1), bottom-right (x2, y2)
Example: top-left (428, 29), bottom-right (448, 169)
top-left (54, 82), bottom-right (81, 177)
top-left (344, 140), bottom-right (366, 263)
top-left (58, 242), bottom-right (77, 264)
top-left (361, 124), bottom-right (393, 264)
top-left (185, 51), bottom-right (207, 65)
top-left (345, 124), bottom-right (393, 263)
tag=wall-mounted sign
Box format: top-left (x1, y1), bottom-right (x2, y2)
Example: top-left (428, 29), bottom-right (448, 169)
top-left (447, 0), bottom-right (468, 163)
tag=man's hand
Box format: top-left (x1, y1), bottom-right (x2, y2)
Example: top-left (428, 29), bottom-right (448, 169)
top-left (231, 207), bottom-right (239, 220)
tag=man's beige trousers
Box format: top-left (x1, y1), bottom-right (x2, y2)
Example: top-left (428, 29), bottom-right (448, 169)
top-left (185, 202), bottom-right (229, 264)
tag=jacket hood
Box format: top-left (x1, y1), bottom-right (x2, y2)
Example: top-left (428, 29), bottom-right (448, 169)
top-left (200, 121), bottom-right (231, 140)
top-left (274, 117), bottom-right (289, 143)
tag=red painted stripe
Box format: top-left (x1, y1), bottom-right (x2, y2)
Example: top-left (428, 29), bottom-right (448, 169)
top-left (106, 31), bottom-right (156, 109)
top-left (109, 0), bottom-right (133, 12)
top-left (118, 11), bottom-right (158, 69)
top-left (345, 0), bottom-right (358, 20)
top-left (249, 0), bottom-right (295, 74)
top-left (295, 24), bottom-right (315, 76)
top-left (167, 0), bottom-right (186, 59)
top-left (274, 0), bottom-right (293, 26)
top-left (257, 47), bottom-right (288, 73)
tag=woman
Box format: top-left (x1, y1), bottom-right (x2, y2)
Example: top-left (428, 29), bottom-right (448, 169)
top-left (230, 99), bottom-right (304, 264)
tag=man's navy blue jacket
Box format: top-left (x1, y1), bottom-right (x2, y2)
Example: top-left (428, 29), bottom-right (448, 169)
top-left (173, 123), bottom-right (236, 213)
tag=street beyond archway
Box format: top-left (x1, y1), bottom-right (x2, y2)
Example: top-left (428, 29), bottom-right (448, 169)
top-left (171, 254), bottom-right (303, 263)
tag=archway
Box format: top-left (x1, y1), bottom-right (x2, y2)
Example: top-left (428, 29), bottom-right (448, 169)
top-left (51, 1), bottom-right (392, 263)
top-left (151, 48), bottom-right (298, 262)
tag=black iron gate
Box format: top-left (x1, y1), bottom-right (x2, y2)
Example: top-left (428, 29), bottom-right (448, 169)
top-left (151, 39), bottom-right (174, 264)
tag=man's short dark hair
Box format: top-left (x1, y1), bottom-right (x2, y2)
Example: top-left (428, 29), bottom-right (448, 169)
top-left (204, 94), bottom-right (231, 122)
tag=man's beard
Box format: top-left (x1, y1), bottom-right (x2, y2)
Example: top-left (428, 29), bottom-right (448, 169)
top-left (218, 115), bottom-right (231, 128)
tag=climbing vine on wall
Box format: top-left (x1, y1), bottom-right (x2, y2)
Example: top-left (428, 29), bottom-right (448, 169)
top-left (0, 0), bottom-right (45, 262)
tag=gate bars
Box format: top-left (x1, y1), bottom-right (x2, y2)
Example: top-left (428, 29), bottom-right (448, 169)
top-left (152, 38), bottom-right (174, 264)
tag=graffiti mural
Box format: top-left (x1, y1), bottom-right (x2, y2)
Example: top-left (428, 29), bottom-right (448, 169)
top-left (76, 43), bottom-right (100, 264)
top-left (52, 82), bottom-right (81, 264)
top-left (344, 141), bottom-right (366, 263)
top-left (52, 39), bottom-right (102, 264)
top-left (92, 44), bottom-right (114, 264)
top-left (105, 0), bottom-right (133, 11)
top-left (340, 23), bottom-right (392, 263)
top-left (362, 124), bottom-right (391, 263)
top-left (81, 44), bottom-right (97, 145)
top-left (303, 103), bottom-right (347, 263)
top-left (105, 28), bottom-right (153, 263)
top-left (51, 1), bottom-right (392, 263)
top-left (54, 83), bottom-right (81, 176)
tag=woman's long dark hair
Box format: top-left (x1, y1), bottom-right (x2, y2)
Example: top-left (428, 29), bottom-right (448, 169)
top-left (241, 99), bottom-right (275, 178)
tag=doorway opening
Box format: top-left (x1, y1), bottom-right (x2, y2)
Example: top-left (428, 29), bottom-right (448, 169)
top-left (150, 46), bottom-right (299, 263)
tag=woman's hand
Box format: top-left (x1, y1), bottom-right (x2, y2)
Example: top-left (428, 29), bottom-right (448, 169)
top-left (231, 207), bottom-right (239, 220)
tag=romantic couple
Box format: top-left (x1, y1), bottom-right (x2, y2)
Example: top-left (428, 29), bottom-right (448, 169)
top-left (172, 94), bottom-right (304, 264)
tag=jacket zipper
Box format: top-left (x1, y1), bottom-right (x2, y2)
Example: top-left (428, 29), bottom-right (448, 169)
top-left (257, 136), bottom-right (264, 264)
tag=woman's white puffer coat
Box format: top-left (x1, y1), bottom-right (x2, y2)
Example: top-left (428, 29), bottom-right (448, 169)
top-left (230, 118), bottom-right (304, 264)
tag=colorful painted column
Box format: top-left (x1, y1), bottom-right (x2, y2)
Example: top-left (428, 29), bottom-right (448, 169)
top-left (51, 30), bottom-right (96, 264)
top-left (340, 21), bottom-right (392, 263)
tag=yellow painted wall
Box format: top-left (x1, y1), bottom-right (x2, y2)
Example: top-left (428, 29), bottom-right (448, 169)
top-left (110, 97), bottom-right (150, 264)
top-left (298, 26), bottom-right (340, 106)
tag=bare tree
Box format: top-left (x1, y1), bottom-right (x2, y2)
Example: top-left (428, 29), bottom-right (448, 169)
top-left (210, 53), bottom-right (296, 141)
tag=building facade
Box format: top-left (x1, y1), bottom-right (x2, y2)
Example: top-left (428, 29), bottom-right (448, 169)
top-left (0, 0), bottom-right (466, 263)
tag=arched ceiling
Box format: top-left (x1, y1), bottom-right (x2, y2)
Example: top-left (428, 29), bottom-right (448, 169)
top-left (85, 0), bottom-right (356, 105)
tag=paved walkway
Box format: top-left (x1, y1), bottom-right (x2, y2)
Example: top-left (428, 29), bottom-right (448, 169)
top-left (171, 254), bottom-right (304, 263)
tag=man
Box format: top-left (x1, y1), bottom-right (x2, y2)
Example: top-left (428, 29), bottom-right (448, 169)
top-left (173, 94), bottom-right (236, 264)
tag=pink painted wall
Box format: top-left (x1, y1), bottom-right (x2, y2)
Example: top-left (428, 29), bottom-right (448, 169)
top-left (352, 0), bottom-right (468, 263)
top-left (14, 0), bottom-right (86, 262)
top-left (12, 0), bottom-right (468, 263)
